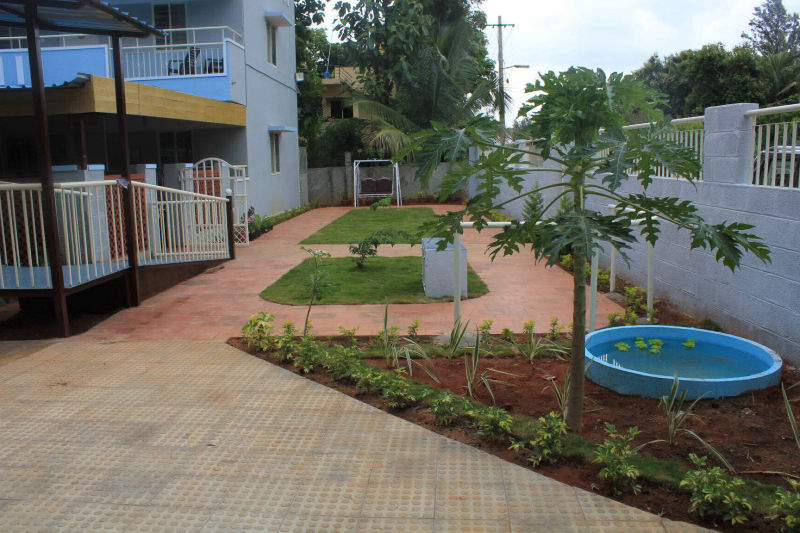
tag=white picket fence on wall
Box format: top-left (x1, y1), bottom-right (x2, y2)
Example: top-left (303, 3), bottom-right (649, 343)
top-left (0, 180), bottom-right (230, 291)
top-left (621, 116), bottom-right (705, 180)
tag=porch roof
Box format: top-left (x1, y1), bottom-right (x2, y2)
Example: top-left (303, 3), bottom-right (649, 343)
top-left (0, 0), bottom-right (161, 38)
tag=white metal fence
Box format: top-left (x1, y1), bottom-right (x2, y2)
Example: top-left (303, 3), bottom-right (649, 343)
top-left (0, 180), bottom-right (230, 291)
top-left (132, 182), bottom-right (230, 264)
top-left (621, 116), bottom-right (705, 180)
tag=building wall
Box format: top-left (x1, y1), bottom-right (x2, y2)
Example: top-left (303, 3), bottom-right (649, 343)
top-left (241, 0), bottom-right (300, 216)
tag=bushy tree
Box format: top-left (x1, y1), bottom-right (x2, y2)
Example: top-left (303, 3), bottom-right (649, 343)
top-left (296, 1), bottom-right (329, 145)
top-left (742, 0), bottom-right (800, 56)
top-left (406, 68), bottom-right (771, 433)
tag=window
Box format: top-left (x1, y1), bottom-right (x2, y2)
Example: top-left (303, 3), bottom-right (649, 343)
top-left (329, 99), bottom-right (353, 119)
top-left (270, 133), bottom-right (281, 173)
top-left (267, 22), bottom-right (277, 65)
top-left (159, 131), bottom-right (193, 165)
top-left (153, 3), bottom-right (187, 45)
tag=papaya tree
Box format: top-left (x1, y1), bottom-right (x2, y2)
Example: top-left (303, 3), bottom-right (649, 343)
top-left (404, 67), bottom-right (771, 433)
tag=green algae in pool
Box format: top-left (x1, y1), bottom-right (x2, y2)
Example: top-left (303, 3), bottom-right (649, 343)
top-left (594, 339), bottom-right (767, 379)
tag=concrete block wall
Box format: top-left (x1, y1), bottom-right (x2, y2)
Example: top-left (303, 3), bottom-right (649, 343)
top-left (307, 162), bottom-right (459, 206)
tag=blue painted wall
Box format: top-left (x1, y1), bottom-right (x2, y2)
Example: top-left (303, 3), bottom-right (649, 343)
top-left (134, 76), bottom-right (231, 102)
top-left (0, 46), bottom-right (108, 88)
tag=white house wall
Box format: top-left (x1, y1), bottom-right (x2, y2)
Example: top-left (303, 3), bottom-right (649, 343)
top-left (242, 0), bottom-right (300, 216)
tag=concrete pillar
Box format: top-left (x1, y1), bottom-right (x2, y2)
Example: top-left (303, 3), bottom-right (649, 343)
top-left (703, 103), bottom-right (758, 184)
top-left (344, 152), bottom-right (353, 205)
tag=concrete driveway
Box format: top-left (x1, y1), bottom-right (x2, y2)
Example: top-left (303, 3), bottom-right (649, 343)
top-left (0, 339), bottom-right (709, 532)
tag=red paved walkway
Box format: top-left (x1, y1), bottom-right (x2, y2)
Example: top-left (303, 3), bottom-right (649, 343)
top-left (77, 206), bottom-right (622, 341)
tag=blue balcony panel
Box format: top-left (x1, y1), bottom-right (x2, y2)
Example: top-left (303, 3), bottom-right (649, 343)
top-left (0, 45), bottom-right (109, 88)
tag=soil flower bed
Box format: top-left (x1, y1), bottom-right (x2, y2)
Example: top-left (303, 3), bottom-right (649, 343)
top-left (230, 331), bottom-right (800, 532)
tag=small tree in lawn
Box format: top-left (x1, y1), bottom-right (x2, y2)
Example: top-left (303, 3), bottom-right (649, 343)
top-left (404, 67), bottom-right (771, 433)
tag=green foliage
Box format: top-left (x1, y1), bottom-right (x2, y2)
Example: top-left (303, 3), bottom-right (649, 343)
top-left (446, 318), bottom-right (470, 360)
top-left (307, 118), bottom-right (379, 168)
top-left (467, 405), bottom-right (513, 436)
top-left (543, 371), bottom-right (570, 420)
top-left (593, 424), bottom-right (645, 495)
top-left (294, 335), bottom-right (322, 374)
top-left (407, 319), bottom-right (420, 339)
top-left (682, 338), bottom-right (697, 349)
top-left (783, 382), bottom-right (800, 452)
top-left (500, 328), bottom-right (515, 342)
top-left (547, 316), bottom-right (563, 341)
top-left (381, 304), bottom-right (401, 367)
top-left (241, 312), bottom-right (276, 352)
top-left (300, 247), bottom-right (332, 336)
top-left (559, 254), bottom-right (610, 292)
top-left (607, 312), bottom-right (623, 327)
top-left (429, 392), bottom-right (470, 426)
top-left (301, 207), bottom-right (437, 244)
top-left (771, 478), bottom-right (800, 532)
top-left (742, 0), bottom-right (800, 56)
top-left (559, 253), bottom-right (573, 272)
top-left (478, 319), bottom-right (493, 337)
top-left (625, 286), bottom-right (648, 318)
top-left (509, 412), bottom-right (568, 468)
top-left (634, 337), bottom-right (648, 350)
top-left (260, 256), bottom-right (488, 305)
top-left (506, 320), bottom-right (569, 362)
top-left (464, 330), bottom-right (513, 404)
top-left (348, 230), bottom-right (408, 268)
top-left (275, 321), bottom-right (300, 363)
top-left (338, 325), bottom-right (360, 346)
top-left (680, 454), bottom-right (753, 525)
top-left (659, 375), bottom-right (705, 446)
top-left (614, 342), bottom-right (630, 352)
top-left (522, 183), bottom-right (544, 222)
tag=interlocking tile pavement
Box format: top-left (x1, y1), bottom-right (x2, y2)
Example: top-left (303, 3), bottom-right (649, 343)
top-left (0, 339), bottom-right (713, 532)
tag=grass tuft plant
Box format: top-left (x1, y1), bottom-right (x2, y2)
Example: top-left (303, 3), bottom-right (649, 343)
top-left (464, 329), bottom-right (515, 404)
top-left (783, 382), bottom-right (800, 453)
top-left (505, 319), bottom-right (569, 362)
top-left (446, 318), bottom-right (470, 360)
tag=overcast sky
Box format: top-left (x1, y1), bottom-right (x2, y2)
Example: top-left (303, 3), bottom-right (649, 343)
top-left (321, 0), bottom-right (800, 119)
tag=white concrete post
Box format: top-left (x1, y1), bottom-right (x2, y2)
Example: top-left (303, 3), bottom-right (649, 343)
top-left (646, 243), bottom-right (654, 319)
top-left (703, 103), bottom-right (758, 184)
top-left (453, 232), bottom-right (462, 324)
top-left (589, 249), bottom-right (599, 331)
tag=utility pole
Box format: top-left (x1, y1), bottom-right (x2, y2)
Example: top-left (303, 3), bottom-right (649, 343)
top-left (487, 16), bottom-right (514, 134)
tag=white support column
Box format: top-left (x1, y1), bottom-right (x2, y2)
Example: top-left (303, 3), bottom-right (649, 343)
top-left (589, 249), bottom-right (599, 332)
top-left (453, 232), bottom-right (462, 325)
top-left (647, 243), bottom-right (654, 319)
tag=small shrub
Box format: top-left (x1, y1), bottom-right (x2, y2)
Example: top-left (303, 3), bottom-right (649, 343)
top-left (467, 406), bottom-right (513, 436)
top-left (241, 312), bottom-right (276, 351)
top-left (478, 319), bottom-right (493, 338)
top-left (593, 423), bottom-right (644, 495)
top-left (275, 321), bottom-right (299, 362)
top-left (380, 374), bottom-right (428, 409)
top-left (559, 253), bottom-right (574, 272)
top-left (338, 325), bottom-right (360, 347)
top-left (429, 392), bottom-right (470, 426)
top-left (543, 371), bottom-right (570, 419)
top-left (501, 328), bottom-right (515, 342)
top-left (771, 478), bottom-right (800, 532)
top-left (547, 316), bottom-right (563, 340)
top-left (293, 335), bottom-right (322, 374)
top-left (680, 454), bottom-right (752, 525)
top-left (510, 412), bottom-right (567, 468)
top-left (607, 311), bottom-right (623, 327)
top-left (625, 286), bottom-right (648, 318)
top-left (347, 230), bottom-right (408, 268)
top-left (407, 319), bottom-right (420, 339)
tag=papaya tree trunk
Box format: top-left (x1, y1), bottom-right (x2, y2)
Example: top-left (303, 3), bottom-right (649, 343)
top-left (566, 245), bottom-right (587, 433)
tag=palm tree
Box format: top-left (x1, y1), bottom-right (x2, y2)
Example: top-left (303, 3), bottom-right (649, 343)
top-left (354, 21), bottom-right (501, 154)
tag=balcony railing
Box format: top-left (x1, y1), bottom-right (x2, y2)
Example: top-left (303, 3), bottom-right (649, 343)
top-left (0, 26), bottom-right (243, 81)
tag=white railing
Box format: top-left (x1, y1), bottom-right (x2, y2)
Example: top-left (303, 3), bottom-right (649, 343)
top-left (0, 183), bottom-right (49, 290)
top-left (746, 104), bottom-right (800, 189)
top-left (0, 180), bottom-right (230, 291)
top-left (131, 182), bottom-right (229, 264)
top-left (54, 181), bottom-right (129, 289)
top-left (122, 41), bottom-right (227, 79)
top-left (622, 116), bottom-right (705, 180)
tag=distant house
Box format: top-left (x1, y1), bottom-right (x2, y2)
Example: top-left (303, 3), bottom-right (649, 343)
top-left (321, 65), bottom-right (359, 120)
top-left (0, 0), bottom-right (300, 217)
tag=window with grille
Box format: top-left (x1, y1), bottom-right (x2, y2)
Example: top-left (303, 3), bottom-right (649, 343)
top-left (270, 133), bottom-right (281, 173)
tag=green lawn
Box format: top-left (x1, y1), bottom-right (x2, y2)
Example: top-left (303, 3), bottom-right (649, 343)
top-left (260, 256), bottom-right (488, 305)
top-left (300, 207), bottom-right (439, 244)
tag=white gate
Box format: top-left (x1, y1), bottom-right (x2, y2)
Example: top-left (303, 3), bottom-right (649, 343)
top-left (180, 158), bottom-right (249, 245)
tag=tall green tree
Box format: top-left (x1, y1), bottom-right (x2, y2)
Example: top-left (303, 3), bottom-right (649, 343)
top-left (742, 0), bottom-right (800, 56)
top-left (296, 1), bottom-right (330, 145)
top-left (405, 68), bottom-right (770, 433)
top-left (334, 0), bottom-right (433, 104)
top-left (634, 45), bottom-right (764, 117)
